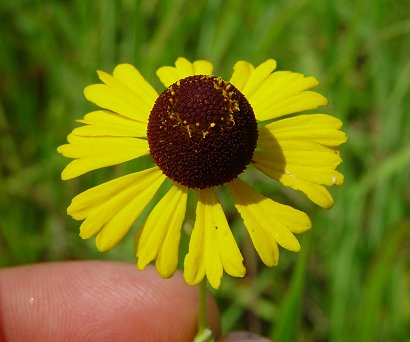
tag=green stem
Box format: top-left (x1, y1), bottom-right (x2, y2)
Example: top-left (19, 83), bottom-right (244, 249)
top-left (193, 280), bottom-right (214, 342)
top-left (198, 279), bottom-right (207, 333)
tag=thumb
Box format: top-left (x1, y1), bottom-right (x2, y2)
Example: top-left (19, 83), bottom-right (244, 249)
top-left (0, 261), bottom-right (220, 342)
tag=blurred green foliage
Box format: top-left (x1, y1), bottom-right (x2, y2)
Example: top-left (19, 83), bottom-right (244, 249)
top-left (1, 0), bottom-right (410, 341)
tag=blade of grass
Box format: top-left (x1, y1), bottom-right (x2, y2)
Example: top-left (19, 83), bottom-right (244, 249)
top-left (272, 233), bottom-right (311, 342)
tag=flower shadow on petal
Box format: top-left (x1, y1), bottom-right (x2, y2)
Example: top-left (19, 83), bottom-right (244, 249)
top-left (229, 131), bottom-right (310, 264)
top-left (252, 126), bottom-right (286, 183)
top-left (255, 122), bottom-right (340, 208)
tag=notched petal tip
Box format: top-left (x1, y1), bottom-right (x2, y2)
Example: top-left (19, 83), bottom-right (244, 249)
top-left (96, 69), bottom-right (110, 81)
top-left (322, 197), bottom-right (334, 209)
top-left (183, 274), bottom-right (200, 287)
top-left (56, 144), bottom-right (65, 154)
top-left (95, 237), bottom-right (114, 253)
top-left (339, 130), bottom-right (348, 144)
top-left (315, 92), bottom-right (329, 107)
top-left (308, 76), bottom-right (320, 86)
top-left (136, 258), bottom-right (148, 271)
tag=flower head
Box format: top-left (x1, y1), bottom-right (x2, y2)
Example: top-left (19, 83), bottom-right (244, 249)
top-left (58, 58), bottom-right (347, 289)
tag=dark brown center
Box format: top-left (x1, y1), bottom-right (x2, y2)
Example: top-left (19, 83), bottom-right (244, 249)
top-left (147, 75), bottom-right (258, 189)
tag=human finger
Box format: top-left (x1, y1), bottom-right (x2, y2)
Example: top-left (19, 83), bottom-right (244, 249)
top-left (0, 261), bottom-right (220, 342)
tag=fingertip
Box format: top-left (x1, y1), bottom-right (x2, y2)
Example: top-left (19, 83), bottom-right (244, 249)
top-left (0, 261), bottom-right (220, 342)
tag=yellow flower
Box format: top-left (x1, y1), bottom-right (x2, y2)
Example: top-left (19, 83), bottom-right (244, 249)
top-left (58, 58), bottom-right (347, 289)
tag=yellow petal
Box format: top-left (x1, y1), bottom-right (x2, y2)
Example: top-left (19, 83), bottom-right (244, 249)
top-left (156, 57), bottom-right (214, 88)
top-left (228, 179), bottom-right (306, 263)
top-left (257, 150), bottom-right (344, 187)
top-left (241, 59), bottom-right (277, 98)
top-left (184, 188), bottom-right (244, 289)
top-left (84, 66), bottom-right (156, 123)
top-left (78, 182), bottom-right (151, 241)
top-left (175, 57), bottom-right (194, 74)
top-left (261, 148), bottom-right (342, 168)
top-left (229, 60), bottom-right (327, 122)
top-left (245, 66), bottom-right (328, 121)
top-left (268, 113), bottom-right (343, 130)
top-left (229, 61), bottom-right (255, 91)
top-left (92, 169), bottom-right (166, 252)
top-left (67, 168), bottom-right (161, 221)
top-left (58, 135), bottom-right (149, 179)
top-left (112, 64), bottom-right (158, 108)
top-left (230, 184), bottom-right (280, 266)
top-left (250, 71), bottom-right (304, 100)
top-left (136, 184), bottom-right (188, 279)
top-left (254, 91), bottom-right (328, 122)
top-left (262, 114), bottom-right (348, 146)
top-left (229, 180), bottom-right (311, 235)
top-left (251, 72), bottom-right (317, 109)
top-left (184, 198), bottom-right (206, 286)
top-left (259, 132), bottom-right (341, 153)
top-left (155, 66), bottom-right (179, 89)
top-left (204, 217), bottom-right (223, 289)
top-left (254, 148), bottom-right (343, 185)
top-left (253, 154), bottom-right (334, 208)
top-left (278, 173), bottom-right (334, 208)
top-left (59, 135), bottom-right (147, 159)
top-left (212, 198), bottom-right (246, 278)
top-left (193, 60), bottom-right (213, 75)
top-left (254, 112), bottom-right (346, 200)
top-left (286, 165), bottom-right (344, 186)
top-left (96, 69), bottom-right (156, 117)
top-left (73, 110), bottom-right (147, 137)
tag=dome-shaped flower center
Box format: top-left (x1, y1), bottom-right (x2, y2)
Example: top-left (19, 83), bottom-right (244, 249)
top-left (147, 75), bottom-right (258, 189)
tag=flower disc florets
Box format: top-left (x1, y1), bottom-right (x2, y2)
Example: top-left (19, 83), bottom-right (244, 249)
top-left (147, 75), bottom-right (258, 189)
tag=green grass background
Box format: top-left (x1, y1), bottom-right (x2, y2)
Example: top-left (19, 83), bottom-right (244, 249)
top-left (1, 0), bottom-right (410, 341)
